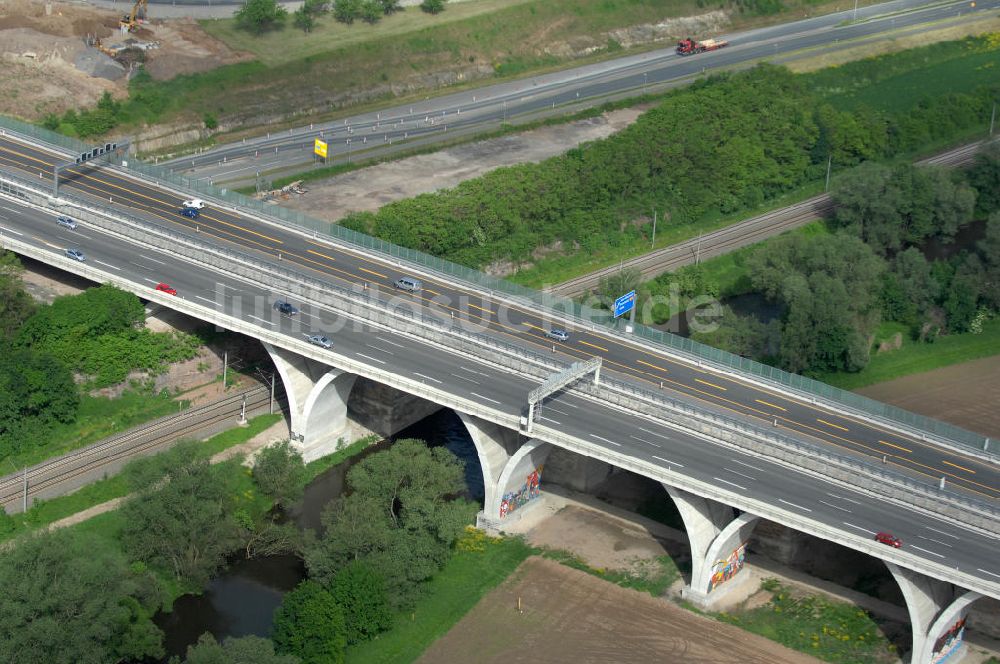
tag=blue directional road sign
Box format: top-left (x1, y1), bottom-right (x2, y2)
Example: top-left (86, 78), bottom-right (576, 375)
top-left (613, 290), bottom-right (636, 318)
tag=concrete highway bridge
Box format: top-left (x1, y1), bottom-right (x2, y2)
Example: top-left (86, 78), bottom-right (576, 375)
top-left (1, 122), bottom-right (998, 662)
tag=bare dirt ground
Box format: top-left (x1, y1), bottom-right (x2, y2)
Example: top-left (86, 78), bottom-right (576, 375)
top-left (281, 107), bottom-right (645, 221)
top-left (417, 555), bottom-right (822, 664)
top-left (857, 355), bottom-right (1000, 439)
top-left (0, 0), bottom-right (246, 121)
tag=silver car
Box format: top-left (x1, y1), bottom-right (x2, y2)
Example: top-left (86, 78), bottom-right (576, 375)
top-left (545, 328), bottom-right (569, 342)
top-left (57, 216), bottom-right (78, 230)
top-left (65, 248), bottom-right (86, 262)
top-left (307, 335), bottom-right (333, 349)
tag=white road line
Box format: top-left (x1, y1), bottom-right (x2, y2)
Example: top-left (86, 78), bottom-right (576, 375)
top-left (557, 400), bottom-right (579, 409)
top-left (247, 315), bottom-right (273, 327)
top-left (458, 365), bottom-right (488, 376)
top-left (842, 522), bottom-right (876, 535)
top-left (778, 498), bottom-right (811, 512)
top-left (366, 344), bottom-right (394, 355)
top-left (470, 392), bottom-right (502, 405)
top-left (629, 435), bottom-right (659, 447)
top-left (451, 373), bottom-right (480, 385)
top-left (589, 434), bottom-right (621, 447)
top-left (714, 477), bottom-right (747, 491)
top-left (94, 260), bottom-right (120, 270)
top-left (356, 352), bottom-right (386, 365)
top-left (195, 295), bottom-right (216, 305)
top-left (544, 406), bottom-right (570, 416)
top-left (376, 337), bottom-right (407, 349)
top-left (1, 206), bottom-right (19, 213)
top-left (298, 311), bottom-right (318, 320)
top-left (652, 455), bottom-right (684, 467)
top-left (730, 458), bottom-right (765, 472)
top-left (910, 545), bottom-right (945, 559)
top-left (69, 231), bottom-right (92, 239)
top-left (139, 254), bottom-right (166, 265)
top-left (924, 526), bottom-right (960, 540)
top-left (0, 226), bottom-right (22, 235)
top-left (141, 278), bottom-right (158, 284)
top-left (412, 372), bottom-right (441, 384)
top-left (827, 492), bottom-right (862, 505)
top-left (818, 500), bottom-right (852, 513)
top-left (723, 467), bottom-right (756, 481)
top-left (917, 536), bottom-right (953, 548)
top-left (539, 416), bottom-right (561, 425)
top-left (130, 263), bottom-right (153, 271)
top-left (638, 427), bottom-right (672, 440)
top-left (977, 568), bottom-right (1000, 580)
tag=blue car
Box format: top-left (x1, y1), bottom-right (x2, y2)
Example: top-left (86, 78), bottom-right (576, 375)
top-left (180, 207), bottom-right (200, 219)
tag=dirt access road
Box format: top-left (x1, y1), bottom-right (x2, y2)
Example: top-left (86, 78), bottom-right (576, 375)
top-left (417, 556), bottom-right (821, 664)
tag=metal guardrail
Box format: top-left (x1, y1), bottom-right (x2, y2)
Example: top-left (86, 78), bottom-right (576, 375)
top-left (3, 169), bottom-right (998, 536)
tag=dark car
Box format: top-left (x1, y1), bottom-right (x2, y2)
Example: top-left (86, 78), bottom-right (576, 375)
top-left (274, 300), bottom-right (299, 316)
top-left (180, 207), bottom-right (200, 219)
top-left (545, 328), bottom-right (570, 342)
top-left (874, 532), bottom-right (902, 548)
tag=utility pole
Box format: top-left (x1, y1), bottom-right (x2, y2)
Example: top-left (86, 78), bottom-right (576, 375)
top-left (22, 466), bottom-right (27, 513)
top-left (222, 351), bottom-right (228, 391)
top-left (990, 102), bottom-right (996, 136)
top-left (852, 0), bottom-right (858, 20)
top-left (695, 232), bottom-right (703, 265)
top-left (825, 155), bottom-right (833, 191)
top-left (651, 208), bottom-right (657, 249)
top-left (269, 373), bottom-right (275, 415)
top-left (239, 394), bottom-right (247, 423)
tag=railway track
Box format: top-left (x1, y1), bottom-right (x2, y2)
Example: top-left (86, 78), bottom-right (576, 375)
top-left (548, 138), bottom-right (993, 298)
top-left (0, 387), bottom-right (279, 513)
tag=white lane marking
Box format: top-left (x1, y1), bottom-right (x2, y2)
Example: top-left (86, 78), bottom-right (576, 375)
top-left (458, 365), bottom-right (489, 377)
top-left (1, 206), bottom-right (20, 213)
top-left (470, 392), bottom-right (502, 405)
top-left (638, 426), bottom-right (672, 440)
top-left (0, 226), bottom-right (22, 235)
top-left (652, 455), bottom-right (684, 467)
top-left (138, 254), bottom-right (166, 265)
top-left (130, 262), bottom-right (154, 271)
top-left (842, 522), bottom-right (877, 535)
top-left (978, 568), bottom-right (1000, 580)
top-left (556, 400), bottom-right (579, 409)
top-left (247, 315), bottom-right (273, 327)
top-left (68, 231), bottom-right (92, 239)
top-left (917, 536), bottom-right (952, 548)
top-left (412, 372), bottom-right (441, 384)
top-left (539, 416), bottom-right (561, 425)
top-left (195, 295), bottom-right (216, 305)
top-left (723, 467), bottom-right (756, 481)
top-left (730, 458), bottom-right (765, 472)
top-left (589, 434), bottom-right (621, 447)
top-left (630, 435), bottom-right (660, 448)
top-left (94, 260), bottom-right (119, 270)
top-left (298, 311), bottom-right (318, 320)
top-left (356, 352), bottom-right (386, 365)
top-left (910, 545), bottom-right (945, 559)
top-left (778, 498), bottom-right (811, 512)
top-left (366, 344), bottom-right (394, 355)
top-left (451, 373), bottom-right (480, 385)
top-left (376, 336), bottom-right (407, 349)
top-left (818, 500), bottom-right (852, 513)
top-left (544, 406), bottom-right (570, 416)
top-left (924, 526), bottom-right (960, 540)
top-left (714, 477), bottom-right (747, 491)
top-left (141, 278), bottom-right (158, 284)
top-left (827, 492), bottom-right (862, 505)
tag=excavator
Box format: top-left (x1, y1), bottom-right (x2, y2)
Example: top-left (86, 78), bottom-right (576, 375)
top-left (119, 0), bottom-right (148, 32)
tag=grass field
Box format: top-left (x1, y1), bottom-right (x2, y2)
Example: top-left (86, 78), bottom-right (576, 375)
top-left (818, 317), bottom-right (1000, 390)
top-left (344, 529), bottom-right (534, 664)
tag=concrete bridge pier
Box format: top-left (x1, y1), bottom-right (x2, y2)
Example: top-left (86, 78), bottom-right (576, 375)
top-left (664, 484), bottom-right (760, 609)
top-left (263, 342), bottom-right (357, 463)
top-left (459, 413), bottom-right (553, 530)
top-left (887, 563), bottom-right (982, 663)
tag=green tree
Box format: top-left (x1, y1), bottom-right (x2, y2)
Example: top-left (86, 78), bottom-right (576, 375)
top-left (0, 529), bottom-right (163, 664)
top-left (235, 0), bottom-right (288, 33)
top-left (121, 443), bottom-right (243, 586)
top-left (0, 251), bottom-right (36, 340)
top-left (333, 0), bottom-right (361, 23)
top-left (378, 0), bottom-right (401, 13)
top-left (183, 633), bottom-right (300, 664)
top-left (253, 440), bottom-right (307, 507)
top-left (969, 141), bottom-right (1000, 215)
top-left (302, 0), bottom-right (330, 13)
top-left (597, 267), bottom-right (641, 311)
top-left (978, 211), bottom-right (1000, 310)
top-left (329, 561), bottom-right (394, 643)
top-left (203, 113), bottom-right (219, 130)
top-left (0, 348), bottom-right (78, 457)
top-left (419, 0), bottom-right (445, 13)
top-left (293, 6), bottom-right (316, 32)
top-left (272, 581), bottom-right (346, 664)
top-left (889, 247), bottom-right (939, 324)
top-left (360, 0), bottom-right (382, 23)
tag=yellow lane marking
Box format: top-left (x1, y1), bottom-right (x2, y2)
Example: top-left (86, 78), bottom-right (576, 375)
top-left (755, 399), bottom-right (786, 411)
top-left (579, 340), bottom-right (609, 352)
top-left (637, 359), bottom-right (669, 373)
top-left (359, 266), bottom-right (387, 279)
top-left (307, 249), bottom-right (338, 262)
top-left (942, 460), bottom-right (975, 474)
top-left (695, 378), bottom-right (727, 391)
top-left (878, 439), bottom-right (912, 454)
top-left (817, 418), bottom-right (849, 432)
top-left (467, 302), bottom-right (495, 315)
top-left (423, 288), bottom-right (440, 296)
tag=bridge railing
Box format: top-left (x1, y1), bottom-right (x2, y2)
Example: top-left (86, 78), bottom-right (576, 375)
top-left (0, 117), bottom-right (993, 456)
top-left (4, 167), bottom-right (998, 536)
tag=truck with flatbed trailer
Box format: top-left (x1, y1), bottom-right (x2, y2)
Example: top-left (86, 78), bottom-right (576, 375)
top-left (676, 37), bottom-right (729, 55)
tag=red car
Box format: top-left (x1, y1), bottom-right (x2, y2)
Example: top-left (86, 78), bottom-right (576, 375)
top-left (155, 282), bottom-right (177, 296)
top-left (875, 532), bottom-right (902, 548)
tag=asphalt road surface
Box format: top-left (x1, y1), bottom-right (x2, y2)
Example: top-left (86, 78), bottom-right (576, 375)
top-left (164, 0), bottom-right (1000, 185)
top-left (0, 193), bottom-right (998, 592)
top-left (1, 135), bottom-right (998, 508)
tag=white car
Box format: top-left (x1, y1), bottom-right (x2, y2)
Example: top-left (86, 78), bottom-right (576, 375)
top-left (182, 198), bottom-right (206, 210)
top-left (307, 335), bottom-right (333, 349)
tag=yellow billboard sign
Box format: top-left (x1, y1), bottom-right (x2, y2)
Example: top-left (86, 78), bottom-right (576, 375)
top-left (314, 138), bottom-right (328, 159)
